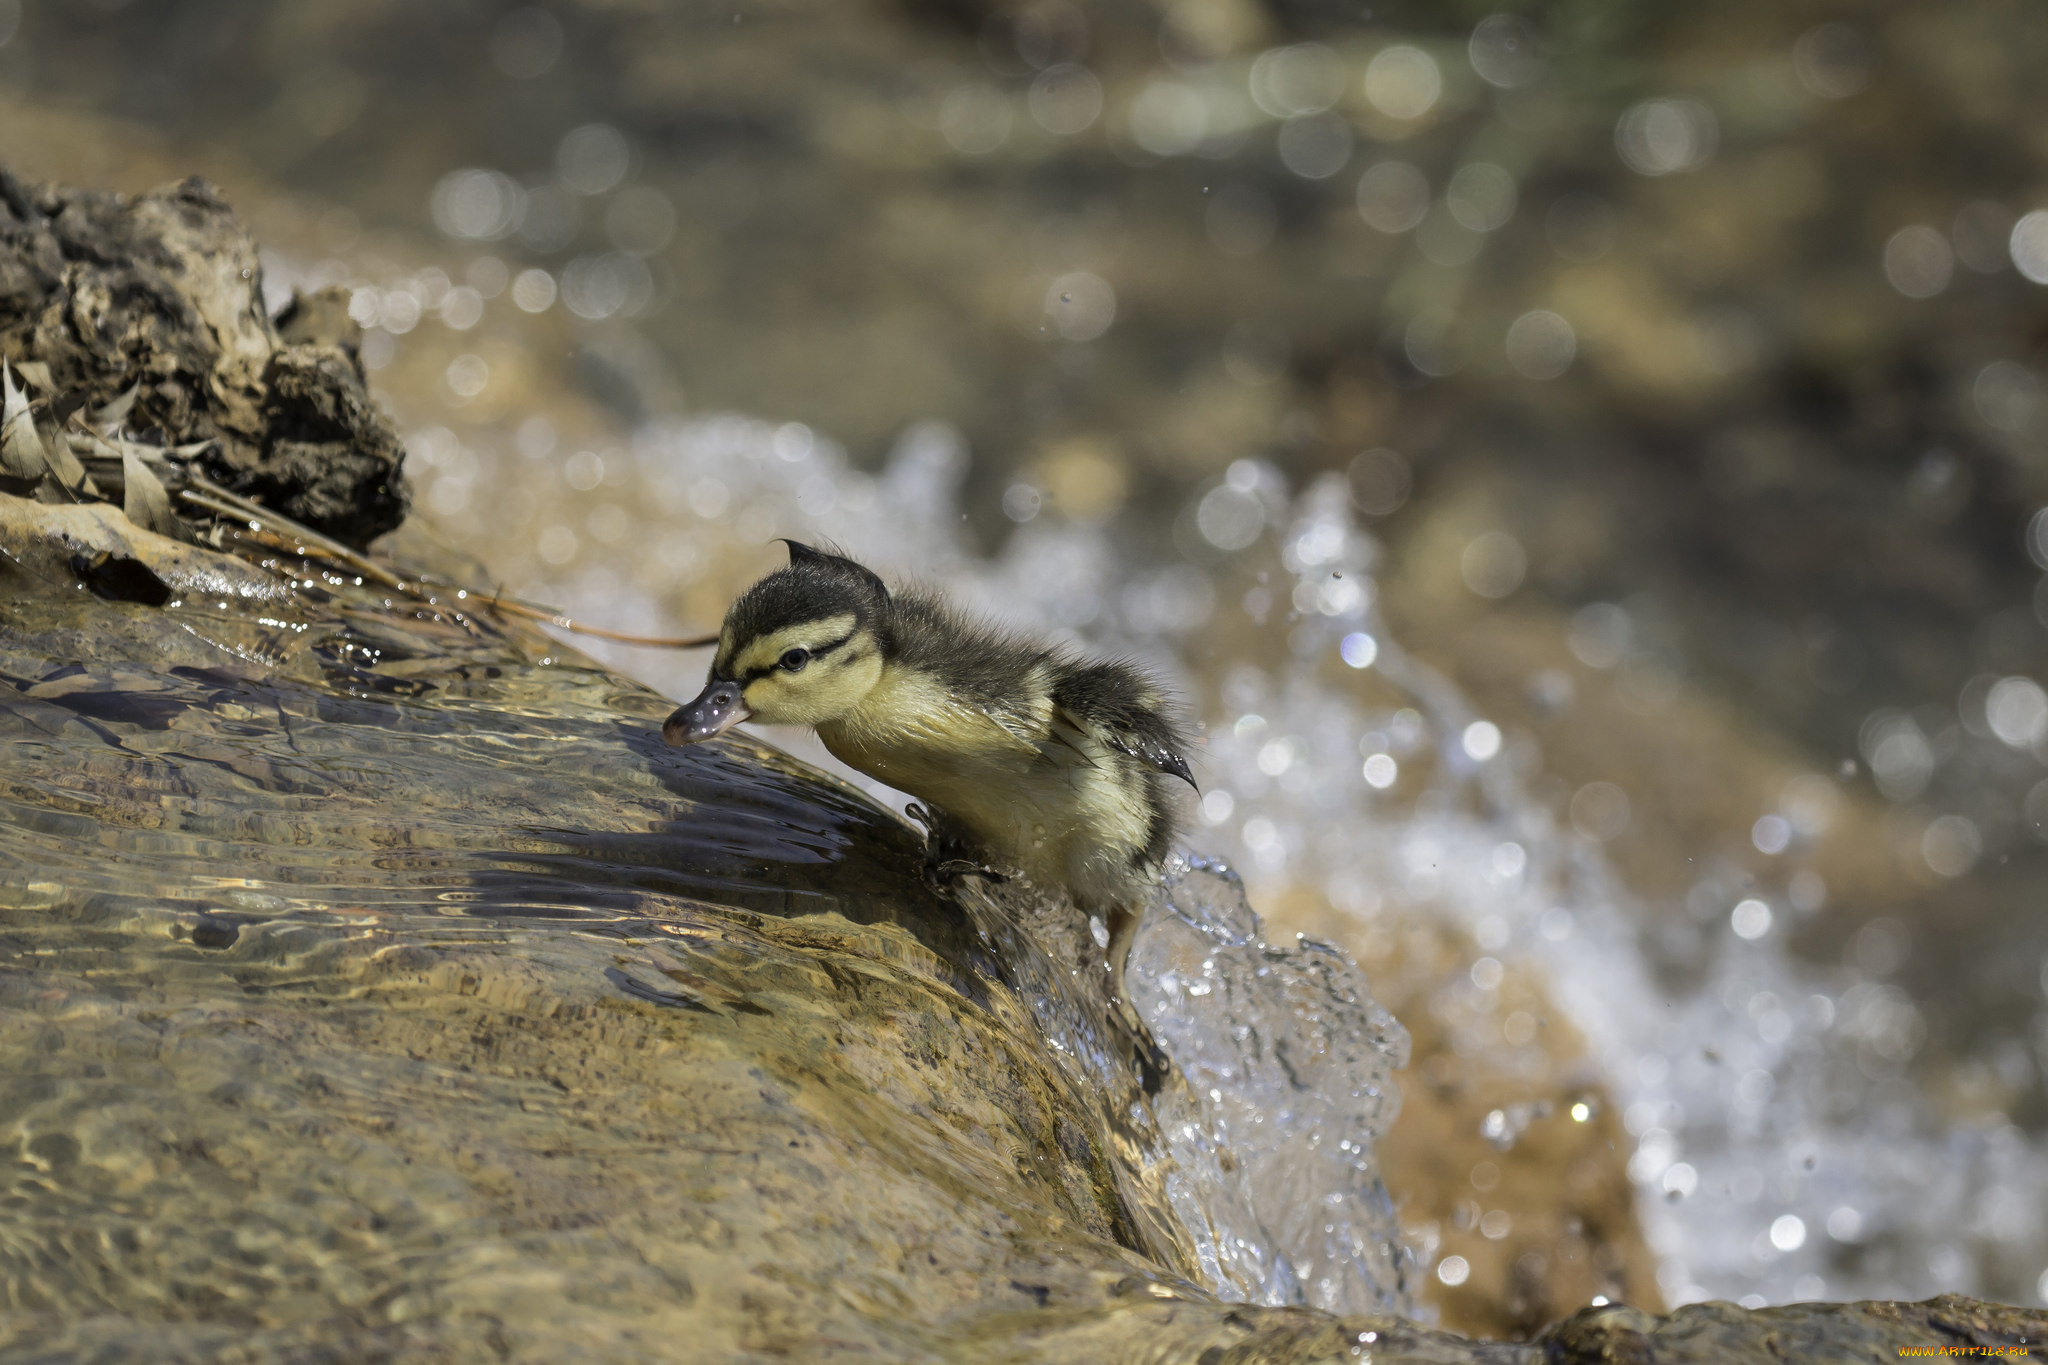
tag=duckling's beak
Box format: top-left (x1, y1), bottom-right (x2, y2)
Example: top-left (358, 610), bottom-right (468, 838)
top-left (663, 680), bottom-right (751, 746)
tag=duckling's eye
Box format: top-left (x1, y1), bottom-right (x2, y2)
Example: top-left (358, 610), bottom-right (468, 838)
top-left (779, 648), bottom-right (810, 672)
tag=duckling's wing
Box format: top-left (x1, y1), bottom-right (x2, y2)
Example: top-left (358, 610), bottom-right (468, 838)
top-left (1099, 719), bottom-right (1196, 789)
top-left (1048, 665), bottom-right (1197, 790)
top-left (1039, 703), bottom-right (1105, 770)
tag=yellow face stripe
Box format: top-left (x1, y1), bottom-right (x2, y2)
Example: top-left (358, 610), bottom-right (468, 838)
top-left (730, 613), bottom-right (859, 677)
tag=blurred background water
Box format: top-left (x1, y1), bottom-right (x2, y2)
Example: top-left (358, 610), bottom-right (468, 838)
top-left (4, 0), bottom-right (2048, 1335)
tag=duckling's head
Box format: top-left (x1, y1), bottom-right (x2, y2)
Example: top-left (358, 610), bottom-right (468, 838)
top-left (663, 541), bottom-right (891, 745)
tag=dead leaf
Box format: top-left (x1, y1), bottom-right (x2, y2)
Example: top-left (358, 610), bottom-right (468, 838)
top-left (91, 383), bottom-right (140, 434)
top-left (35, 413), bottom-right (94, 495)
top-left (1, 360), bottom-right (50, 482)
top-left (122, 446), bottom-right (189, 542)
top-left (0, 500), bottom-right (288, 603)
top-left (67, 426), bottom-right (156, 497)
top-left (12, 360), bottom-right (55, 394)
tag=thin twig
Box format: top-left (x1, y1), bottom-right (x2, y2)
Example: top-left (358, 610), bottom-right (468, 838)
top-left (479, 597), bottom-right (720, 648)
top-left (179, 475), bottom-right (718, 650)
top-left (180, 478), bottom-right (411, 592)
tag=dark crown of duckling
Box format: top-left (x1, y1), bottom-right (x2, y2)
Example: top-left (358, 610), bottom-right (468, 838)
top-left (665, 541), bottom-right (1195, 1011)
top-left (720, 545), bottom-right (892, 663)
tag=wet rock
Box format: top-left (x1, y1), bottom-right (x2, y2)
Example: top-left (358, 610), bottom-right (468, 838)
top-left (1537, 1294), bottom-right (2047, 1364)
top-left (0, 168), bottom-right (405, 545)
top-left (247, 343), bottom-right (407, 536)
top-left (273, 284), bottom-right (362, 354)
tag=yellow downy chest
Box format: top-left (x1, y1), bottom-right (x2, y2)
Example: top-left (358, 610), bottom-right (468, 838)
top-left (815, 665), bottom-right (1149, 902)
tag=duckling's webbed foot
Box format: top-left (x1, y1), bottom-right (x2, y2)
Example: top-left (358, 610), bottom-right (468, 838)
top-left (1106, 987), bottom-right (1171, 1094)
top-left (926, 858), bottom-right (1010, 888)
top-left (910, 805), bottom-right (1009, 888)
top-left (1128, 1019), bottom-right (1171, 1096)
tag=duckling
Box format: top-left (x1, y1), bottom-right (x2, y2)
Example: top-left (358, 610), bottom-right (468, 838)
top-left (663, 541), bottom-right (1194, 1033)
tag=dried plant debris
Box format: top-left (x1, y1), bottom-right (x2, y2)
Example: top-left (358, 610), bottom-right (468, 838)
top-left (0, 359), bottom-right (45, 488)
top-left (2, 346), bottom-right (713, 649)
top-left (0, 168), bottom-right (709, 649)
top-left (0, 167), bottom-right (406, 545)
top-left (119, 443), bottom-right (186, 542)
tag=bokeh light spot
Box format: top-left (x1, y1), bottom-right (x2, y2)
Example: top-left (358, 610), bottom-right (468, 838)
top-left (1568, 602), bottom-right (1631, 668)
top-left (1364, 45), bottom-right (1442, 120)
top-left (1987, 676), bottom-right (2048, 747)
top-left (1460, 531), bottom-right (1526, 598)
top-left (430, 169), bottom-right (525, 241)
top-left (1461, 720), bottom-right (1502, 761)
top-left (1731, 898), bottom-right (1773, 940)
top-left (1044, 271), bottom-right (1115, 340)
top-left (1975, 361), bottom-right (2041, 432)
top-left (1128, 81), bottom-right (1204, 156)
top-left (1922, 815), bottom-right (1982, 878)
top-left (1468, 14), bottom-right (1544, 89)
top-left (1348, 448), bottom-right (1410, 515)
top-left (1505, 310), bottom-right (1575, 379)
top-left (557, 124), bottom-right (630, 195)
top-left (1355, 162), bottom-right (1430, 234)
top-left (2012, 210), bottom-right (2048, 284)
top-left (1276, 113), bottom-right (1352, 180)
top-left (490, 6), bottom-right (564, 80)
top-left (511, 268), bottom-right (558, 313)
top-left (1446, 163), bottom-right (1517, 232)
top-left (1751, 814), bottom-right (1791, 855)
top-left (941, 83), bottom-right (1013, 154)
top-left (1196, 483), bottom-right (1265, 551)
top-left (1028, 64), bottom-right (1103, 135)
top-left (1882, 225), bottom-right (1953, 298)
top-left (1249, 43), bottom-right (1346, 117)
top-left (1340, 633), bottom-right (1378, 669)
top-left (1615, 98), bottom-right (1718, 176)
top-left (1001, 484), bottom-right (1042, 523)
top-left (444, 353), bottom-right (489, 398)
top-left (1571, 781), bottom-right (1631, 841)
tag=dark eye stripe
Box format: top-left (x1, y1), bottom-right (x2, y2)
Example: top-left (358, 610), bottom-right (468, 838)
top-left (807, 632), bottom-right (853, 661)
top-left (740, 632), bottom-right (853, 683)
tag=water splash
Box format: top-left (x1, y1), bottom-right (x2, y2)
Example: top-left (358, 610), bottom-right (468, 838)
top-left (1133, 857), bottom-right (1412, 1315)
